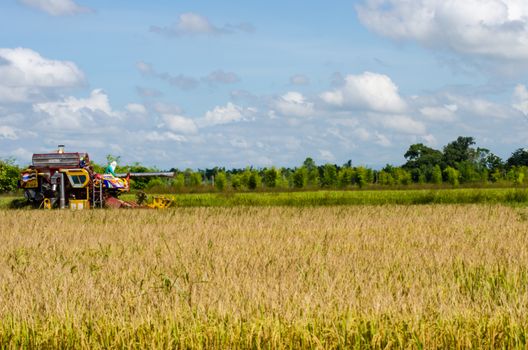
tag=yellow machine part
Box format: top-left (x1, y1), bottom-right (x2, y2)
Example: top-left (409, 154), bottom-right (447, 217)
top-left (63, 169), bottom-right (90, 188)
top-left (20, 169), bottom-right (38, 189)
top-left (70, 199), bottom-right (90, 210)
top-left (147, 196), bottom-right (172, 209)
top-left (42, 198), bottom-right (52, 210)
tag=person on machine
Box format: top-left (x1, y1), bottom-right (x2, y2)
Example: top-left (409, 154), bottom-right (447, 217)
top-left (104, 161), bottom-right (117, 177)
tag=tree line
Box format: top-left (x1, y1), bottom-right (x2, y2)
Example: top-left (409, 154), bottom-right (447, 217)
top-left (1, 136), bottom-right (528, 193)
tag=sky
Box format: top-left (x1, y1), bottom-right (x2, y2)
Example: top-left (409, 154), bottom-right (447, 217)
top-left (1, 0), bottom-right (528, 169)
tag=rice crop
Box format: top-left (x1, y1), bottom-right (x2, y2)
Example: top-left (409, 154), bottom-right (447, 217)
top-left (0, 205), bottom-right (528, 348)
top-left (132, 188), bottom-right (528, 207)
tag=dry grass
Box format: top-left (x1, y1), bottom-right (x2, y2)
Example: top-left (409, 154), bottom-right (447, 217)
top-left (1, 205), bottom-right (528, 348)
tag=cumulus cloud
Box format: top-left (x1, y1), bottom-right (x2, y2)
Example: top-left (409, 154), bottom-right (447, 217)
top-left (420, 104), bottom-right (458, 122)
top-left (150, 13), bottom-right (254, 37)
top-left (126, 103), bottom-right (147, 115)
top-left (19, 0), bottom-right (91, 16)
top-left (201, 102), bottom-right (255, 126)
top-left (513, 84), bottom-right (528, 115)
top-left (446, 94), bottom-right (510, 119)
top-left (320, 72), bottom-right (406, 113)
top-left (0, 48), bottom-right (84, 102)
top-left (161, 114), bottom-right (198, 134)
top-left (33, 89), bottom-right (116, 128)
top-left (273, 92), bottom-right (315, 117)
top-left (356, 0), bottom-right (528, 61)
top-left (0, 126), bottom-right (18, 140)
top-left (382, 115), bottom-right (427, 135)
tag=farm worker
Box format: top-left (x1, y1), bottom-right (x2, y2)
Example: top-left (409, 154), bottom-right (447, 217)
top-left (105, 161), bottom-right (117, 177)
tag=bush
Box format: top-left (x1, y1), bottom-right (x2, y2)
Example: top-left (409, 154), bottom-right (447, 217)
top-left (0, 159), bottom-right (19, 193)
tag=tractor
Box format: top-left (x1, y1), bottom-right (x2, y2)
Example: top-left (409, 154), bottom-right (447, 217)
top-left (18, 145), bottom-right (174, 209)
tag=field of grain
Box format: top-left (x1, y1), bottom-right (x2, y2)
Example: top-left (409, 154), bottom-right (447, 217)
top-left (1, 205), bottom-right (528, 348)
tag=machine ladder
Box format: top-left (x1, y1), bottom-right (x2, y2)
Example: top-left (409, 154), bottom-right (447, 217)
top-left (92, 179), bottom-right (104, 208)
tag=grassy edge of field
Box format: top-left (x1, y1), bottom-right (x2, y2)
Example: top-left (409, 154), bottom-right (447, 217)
top-left (3, 188), bottom-right (528, 209)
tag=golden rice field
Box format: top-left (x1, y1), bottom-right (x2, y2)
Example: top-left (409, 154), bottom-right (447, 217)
top-left (1, 205), bottom-right (528, 348)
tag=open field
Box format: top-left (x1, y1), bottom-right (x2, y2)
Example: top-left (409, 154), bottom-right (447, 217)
top-left (1, 205), bottom-right (528, 348)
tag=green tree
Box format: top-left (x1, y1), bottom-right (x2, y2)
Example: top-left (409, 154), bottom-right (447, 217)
top-left (292, 167), bottom-right (307, 188)
top-left (263, 167), bottom-right (278, 188)
top-left (431, 165), bottom-right (443, 184)
top-left (321, 164), bottom-right (337, 188)
top-left (444, 166), bottom-right (460, 186)
top-left (404, 143), bottom-right (443, 170)
top-left (507, 148), bottom-right (528, 167)
top-left (0, 159), bottom-right (19, 193)
top-left (215, 172), bottom-right (227, 191)
top-left (443, 136), bottom-right (477, 167)
top-left (248, 172), bottom-right (259, 190)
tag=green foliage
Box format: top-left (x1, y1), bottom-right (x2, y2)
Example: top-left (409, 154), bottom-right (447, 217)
top-left (431, 165), bottom-right (443, 184)
top-left (215, 172), bottom-right (227, 191)
top-left (0, 159), bottom-right (19, 193)
top-left (321, 164), bottom-right (337, 188)
top-left (444, 166), bottom-right (460, 186)
top-left (507, 148), bottom-right (528, 167)
top-left (292, 167), bottom-right (307, 188)
top-left (263, 167), bottom-right (278, 188)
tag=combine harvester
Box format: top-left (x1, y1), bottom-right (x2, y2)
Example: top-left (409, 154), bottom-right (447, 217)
top-left (18, 145), bottom-right (174, 209)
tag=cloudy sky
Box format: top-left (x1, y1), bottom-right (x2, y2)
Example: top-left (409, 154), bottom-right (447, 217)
top-left (2, 0), bottom-right (528, 169)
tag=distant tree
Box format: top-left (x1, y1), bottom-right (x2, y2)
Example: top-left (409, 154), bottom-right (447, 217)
top-left (321, 164), bottom-right (337, 188)
top-left (443, 136), bottom-right (477, 167)
top-left (292, 167), bottom-right (307, 188)
top-left (404, 143), bottom-right (443, 170)
top-left (303, 157), bottom-right (320, 187)
top-left (263, 167), bottom-right (278, 188)
top-left (431, 165), bottom-right (443, 184)
top-left (507, 148), bottom-right (528, 168)
top-left (248, 172), bottom-right (258, 190)
top-left (0, 159), bottom-right (19, 193)
top-left (215, 172), bottom-right (227, 191)
top-left (444, 166), bottom-right (460, 186)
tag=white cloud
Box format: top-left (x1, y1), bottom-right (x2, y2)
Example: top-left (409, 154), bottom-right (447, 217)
top-left (126, 103), bottom-right (147, 115)
top-left (0, 126), bottom-right (18, 140)
top-left (273, 91), bottom-right (315, 117)
top-left (33, 89), bottom-right (116, 128)
top-left (374, 132), bottom-right (391, 147)
top-left (382, 115), bottom-right (427, 135)
top-left (357, 0), bottom-right (528, 61)
top-left (144, 131), bottom-right (187, 142)
top-left (319, 149), bottom-right (336, 162)
top-left (150, 13), bottom-right (254, 37)
top-left (0, 48), bottom-right (84, 102)
top-left (290, 74), bottom-right (310, 86)
top-left (320, 72), bottom-right (406, 113)
top-left (162, 114), bottom-right (198, 134)
top-left (513, 84), bottom-right (528, 115)
top-left (422, 134), bottom-right (438, 146)
top-left (446, 94), bottom-right (510, 119)
top-left (420, 104), bottom-right (458, 122)
top-left (19, 0), bottom-right (91, 16)
top-left (201, 102), bottom-right (254, 126)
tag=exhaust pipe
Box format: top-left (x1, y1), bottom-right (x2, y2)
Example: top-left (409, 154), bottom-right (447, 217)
top-left (60, 172), bottom-right (66, 209)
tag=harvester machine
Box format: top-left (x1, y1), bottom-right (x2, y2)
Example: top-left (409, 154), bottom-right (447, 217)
top-left (18, 145), bottom-right (174, 209)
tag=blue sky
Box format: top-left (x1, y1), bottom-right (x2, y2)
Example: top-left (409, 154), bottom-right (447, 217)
top-left (1, 0), bottom-right (528, 169)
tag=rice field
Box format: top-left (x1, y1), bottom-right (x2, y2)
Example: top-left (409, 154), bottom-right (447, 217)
top-left (1, 205), bottom-right (528, 348)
